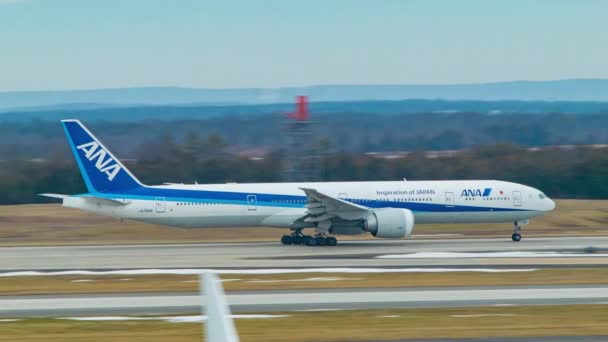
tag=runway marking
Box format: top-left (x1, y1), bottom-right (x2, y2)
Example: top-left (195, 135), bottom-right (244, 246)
top-left (449, 314), bottom-right (518, 318)
top-left (70, 278), bottom-right (133, 283)
top-left (413, 234), bottom-right (464, 237)
top-left (61, 316), bottom-right (150, 321)
top-left (3, 287), bottom-right (608, 316)
top-left (60, 314), bottom-right (289, 323)
top-left (247, 277), bottom-right (364, 283)
top-left (377, 251), bottom-right (608, 259)
top-left (296, 309), bottom-right (344, 312)
top-left (180, 278), bottom-right (242, 284)
top-left (0, 267), bottom-right (538, 277)
top-left (0, 319), bottom-right (21, 322)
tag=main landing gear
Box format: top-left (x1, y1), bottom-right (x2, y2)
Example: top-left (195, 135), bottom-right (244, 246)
top-left (281, 229), bottom-right (338, 247)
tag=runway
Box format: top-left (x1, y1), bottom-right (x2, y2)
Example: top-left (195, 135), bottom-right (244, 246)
top-left (2, 284), bottom-right (608, 317)
top-left (2, 236), bottom-right (607, 320)
top-left (1, 236), bottom-right (607, 271)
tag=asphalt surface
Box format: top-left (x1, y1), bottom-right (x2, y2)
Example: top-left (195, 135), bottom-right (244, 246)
top-left (2, 236), bottom-right (607, 340)
top-left (1, 236), bottom-right (607, 271)
top-left (2, 284), bottom-right (608, 317)
top-left (1, 236), bottom-right (607, 313)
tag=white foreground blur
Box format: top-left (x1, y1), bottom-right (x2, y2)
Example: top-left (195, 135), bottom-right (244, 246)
top-left (202, 272), bottom-right (239, 342)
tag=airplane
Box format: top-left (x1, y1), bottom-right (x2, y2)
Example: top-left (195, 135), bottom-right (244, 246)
top-left (41, 119), bottom-right (556, 246)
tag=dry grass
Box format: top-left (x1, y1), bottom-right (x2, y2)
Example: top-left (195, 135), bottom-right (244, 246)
top-left (1, 305), bottom-right (607, 342)
top-left (0, 204), bottom-right (283, 246)
top-left (1, 269), bottom-right (607, 296)
top-left (0, 200), bottom-right (607, 246)
top-left (425, 199), bottom-right (608, 237)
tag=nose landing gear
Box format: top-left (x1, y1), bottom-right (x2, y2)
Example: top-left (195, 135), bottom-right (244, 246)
top-left (511, 220), bottom-right (527, 242)
top-left (511, 232), bottom-right (522, 242)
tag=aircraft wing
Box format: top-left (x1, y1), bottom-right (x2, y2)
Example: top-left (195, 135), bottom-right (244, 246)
top-left (299, 187), bottom-right (370, 223)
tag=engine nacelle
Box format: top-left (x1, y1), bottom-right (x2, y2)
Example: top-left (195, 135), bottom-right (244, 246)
top-left (365, 208), bottom-right (415, 238)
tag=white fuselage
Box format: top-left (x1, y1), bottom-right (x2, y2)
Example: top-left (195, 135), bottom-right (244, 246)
top-left (63, 180), bottom-right (555, 231)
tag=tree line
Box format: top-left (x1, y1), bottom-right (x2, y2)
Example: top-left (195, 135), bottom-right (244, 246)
top-left (1, 138), bottom-right (606, 204)
top-left (1, 112), bottom-right (608, 160)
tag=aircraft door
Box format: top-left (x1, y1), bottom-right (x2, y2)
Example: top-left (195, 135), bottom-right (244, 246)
top-left (445, 192), bottom-right (455, 207)
top-left (155, 197), bottom-right (166, 213)
top-left (247, 195), bottom-right (257, 211)
top-left (513, 191), bottom-right (522, 207)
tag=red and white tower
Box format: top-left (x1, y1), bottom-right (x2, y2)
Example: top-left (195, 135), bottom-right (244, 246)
top-left (282, 96), bottom-right (319, 182)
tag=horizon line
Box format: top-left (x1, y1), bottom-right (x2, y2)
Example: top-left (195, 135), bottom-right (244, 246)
top-left (1, 77), bottom-right (606, 94)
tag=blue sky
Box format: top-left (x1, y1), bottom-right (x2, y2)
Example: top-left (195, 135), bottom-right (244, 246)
top-left (1, 0), bottom-right (607, 91)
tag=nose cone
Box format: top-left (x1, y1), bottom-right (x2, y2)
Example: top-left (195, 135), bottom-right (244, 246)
top-left (547, 198), bottom-right (556, 212)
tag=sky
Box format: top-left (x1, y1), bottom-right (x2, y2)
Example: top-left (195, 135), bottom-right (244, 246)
top-left (1, 0), bottom-right (607, 91)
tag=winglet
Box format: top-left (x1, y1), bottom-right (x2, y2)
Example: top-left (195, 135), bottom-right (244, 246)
top-left (201, 272), bottom-right (239, 342)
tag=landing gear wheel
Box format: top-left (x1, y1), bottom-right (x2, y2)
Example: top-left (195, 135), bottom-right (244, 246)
top-left (326, 237), bottom-right (338, 246)
top-left (512, 221), bottom-right (524, 242)
top-left (293, 235), bottom-right (303, 245)
top-left (282, 228), bottom-right (339, 247)
top-left (281, 228), bottom-right (306, 245)
top-left (305, 236), bottom-right (318, 246)
top-left (316, 236), bottom-right (327, 246)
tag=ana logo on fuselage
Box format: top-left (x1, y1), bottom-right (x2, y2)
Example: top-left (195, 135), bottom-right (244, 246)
top-left (76, 141), bottom-right (121, 181)
top-left (461, 188), bottom-right (492, 197)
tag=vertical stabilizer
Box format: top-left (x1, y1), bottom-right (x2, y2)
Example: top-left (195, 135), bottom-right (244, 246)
top-left (61, 119), bottom-right (143, 193)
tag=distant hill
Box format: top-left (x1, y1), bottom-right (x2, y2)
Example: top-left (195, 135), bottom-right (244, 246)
top-left (2, 79), bottom-right (608, 112)
top-left (1, 99), bottom-right (608, 123)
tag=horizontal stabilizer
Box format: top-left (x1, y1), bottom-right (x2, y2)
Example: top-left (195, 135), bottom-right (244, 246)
top-left (39, 193), bottom-right (129, 206)
top-left (79, 195), bottom-right (131, 206)
top-left (39, 193), bottom-right (69, 200)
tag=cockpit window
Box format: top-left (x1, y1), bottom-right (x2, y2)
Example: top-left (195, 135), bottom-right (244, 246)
top-left (538, 193), bottom-right (546, 199)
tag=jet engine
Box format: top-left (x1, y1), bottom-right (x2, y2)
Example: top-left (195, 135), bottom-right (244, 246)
top-left (364, 208), bottom-right (415, 238)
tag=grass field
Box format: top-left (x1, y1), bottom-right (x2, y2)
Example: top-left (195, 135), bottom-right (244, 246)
top-left (1, 268), bottom-right (607, 295)
top-left (1, 305), bottom-right (607, 342)
top-left (0, 200), bottom-right (607, 246)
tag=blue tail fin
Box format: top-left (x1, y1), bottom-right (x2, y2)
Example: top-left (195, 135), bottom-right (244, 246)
top-left (62, 119), bottom-right (143, 193)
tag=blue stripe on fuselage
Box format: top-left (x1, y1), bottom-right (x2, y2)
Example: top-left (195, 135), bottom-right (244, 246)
top-left (77, 186), bottom-right (528, 213)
